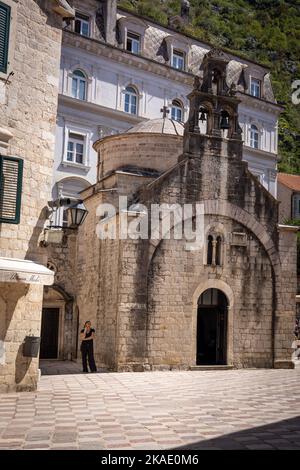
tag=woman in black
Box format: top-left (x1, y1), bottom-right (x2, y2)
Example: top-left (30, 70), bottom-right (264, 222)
top-left (80, 321), bottom-right (97, 373)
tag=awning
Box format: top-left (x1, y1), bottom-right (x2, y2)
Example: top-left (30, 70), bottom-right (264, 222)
top-left (0, 258), bottom-right (54, 285)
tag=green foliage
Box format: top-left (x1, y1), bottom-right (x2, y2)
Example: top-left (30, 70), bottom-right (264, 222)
top-left (118, 0), bottom-right (300, 174)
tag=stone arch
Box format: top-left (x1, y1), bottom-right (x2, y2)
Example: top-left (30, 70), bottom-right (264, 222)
top-left (192, 280), bottom-right (235, 366)
top-left (148, 200), bottom-right (280, 271)
top-left (42, 284), bottom-right (74, 360)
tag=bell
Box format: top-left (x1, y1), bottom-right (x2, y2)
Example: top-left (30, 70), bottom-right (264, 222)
top-left (220, 113), bottom-right (230, 130)
top-left (199, 109), bottom-right (207, 123)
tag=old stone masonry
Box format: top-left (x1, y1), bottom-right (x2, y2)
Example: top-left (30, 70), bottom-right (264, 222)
top-left (68, 50), bottom-right (297, 372)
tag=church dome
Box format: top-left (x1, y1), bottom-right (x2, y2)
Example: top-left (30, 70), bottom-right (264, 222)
top-left (93, 117), bottom-right (184, 182)
top-left (126, 117), bottom-right (184, 136)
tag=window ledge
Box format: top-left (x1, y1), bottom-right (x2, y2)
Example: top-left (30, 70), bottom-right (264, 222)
top-left (61, 160), bottom-right (91, 172)
top-left (0, 126), bottom-right (13, 150)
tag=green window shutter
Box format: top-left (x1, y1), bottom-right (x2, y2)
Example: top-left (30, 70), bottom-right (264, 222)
top-left (0, 2), bottom-right (11, 74)
top-left (0, 156), bottom-right (23, 224)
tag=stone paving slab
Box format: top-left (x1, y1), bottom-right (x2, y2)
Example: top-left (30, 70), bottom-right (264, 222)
top-left (0, 363), bottom-right (300, 450)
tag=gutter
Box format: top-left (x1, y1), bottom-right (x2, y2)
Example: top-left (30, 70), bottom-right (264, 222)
top-left (52, 0), bottom-right (75, 19)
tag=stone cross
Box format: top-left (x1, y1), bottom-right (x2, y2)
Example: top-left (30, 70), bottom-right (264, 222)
top-left (160, 106), bottom-right (170, 118)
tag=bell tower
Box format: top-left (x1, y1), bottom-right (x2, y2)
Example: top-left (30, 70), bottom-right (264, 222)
top-left (184, 49), bottom-right (243, 156)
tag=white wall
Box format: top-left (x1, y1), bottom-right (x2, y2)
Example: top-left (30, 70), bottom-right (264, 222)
top-left (53, 44), bottom-right (279, 199)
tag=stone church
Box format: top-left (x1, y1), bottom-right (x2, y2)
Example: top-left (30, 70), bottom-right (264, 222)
top-left (51, 49), bottom-right (296, 372)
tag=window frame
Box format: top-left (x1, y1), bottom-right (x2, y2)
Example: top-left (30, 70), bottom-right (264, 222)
top-left (0, 155), bottom-right (23, 224)
top-left (0, 1), bottom-right (11, 74)
top-left (293, 194), bottom-right (300, 220)
top-left (250, 78), bottom-right (261, 98)
top-left (66, 131), bottom-right (86, 166)
top-left (171, 100), bottom-right (183, 122)
top-left (71, 69), bottom-right (87, 101)
top-left (74, 11), bottom-right (90, 37)
top-left (250, 124), bottom-right (259, 149)
top-left (124, 86), bottom-right (138, 115)
top-left (126, 31), bottom-right (141, 55)
top-left (172, 49), bottom-right (185, 71)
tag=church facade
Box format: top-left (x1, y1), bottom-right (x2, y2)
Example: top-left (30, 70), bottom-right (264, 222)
top-left (52, 0), bottom-right (281, 231)
top-left (48, 50), bottom-right (297, 371)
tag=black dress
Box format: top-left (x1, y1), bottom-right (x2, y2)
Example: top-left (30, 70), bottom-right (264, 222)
top-left (80, 328), bottom-right (97, 372)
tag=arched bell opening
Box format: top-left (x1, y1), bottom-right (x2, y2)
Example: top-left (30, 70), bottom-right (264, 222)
top-left (220, 110), bottom-right (231, 138)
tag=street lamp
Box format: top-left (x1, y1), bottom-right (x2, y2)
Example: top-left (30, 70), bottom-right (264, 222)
top-left (66, 200), bottom-right (88, 229)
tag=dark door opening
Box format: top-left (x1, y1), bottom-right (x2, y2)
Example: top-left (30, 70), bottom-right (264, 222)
top-left (40, 308), bottom-right (59, 359)
top-left (197, 289), bottom-right (227, 365)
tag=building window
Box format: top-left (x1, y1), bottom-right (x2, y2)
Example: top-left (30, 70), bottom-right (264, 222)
top-left (250, 124), bottom-right (259, 149)
top-left (124, 86), bottom-right (138, 115)
top-left (126, 31), bottom-right (140, 54)
top-left (207, 235), bottom-right (213, 265)
top-left (66, 132), bottom-right (85, 164)
top-left (250, 78), bottom-right (261, 98)
top-left (206, 234), bottom-right (223, 266)
top-left (216, 236), bottom-right (222, 266)
top-left (171, 99), bottom-right (183, 122)
top-left (72, 70), bottom-right (87, 100)
top-left (0, 2), bottom-right (11, 74)
top-left (74, 12), bottom-right (90, 37)
top-left (0, 156), bottom-right (23, 224)
top-left (293, 194), bottom-right (300, 220)
top-left (172, 49), bottom-right (185, 71)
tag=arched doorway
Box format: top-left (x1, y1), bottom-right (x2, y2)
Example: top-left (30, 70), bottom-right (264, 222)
top-left (197, 288), bottom-right (228, 365)
top-left (41, 285), bottom-right (74, 360)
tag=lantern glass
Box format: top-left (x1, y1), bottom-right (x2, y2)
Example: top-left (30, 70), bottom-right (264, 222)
top-left (67, 202), bottom-right (88, 228)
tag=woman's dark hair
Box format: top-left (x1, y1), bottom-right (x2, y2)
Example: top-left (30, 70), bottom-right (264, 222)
top-left (84, 321), bottom-right (91, 327)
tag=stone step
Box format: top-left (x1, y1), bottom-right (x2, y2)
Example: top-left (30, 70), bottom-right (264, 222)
top-left (190, 365), bottom-right (234, 371)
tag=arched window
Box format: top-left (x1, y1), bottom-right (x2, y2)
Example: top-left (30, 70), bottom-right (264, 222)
top-left (216, 236), bottom-right (222, 266)
top-left (72, 69), bottom-right (87, 100)
top-left (207, 235), bottom-right (213, 265)
top-left (250, 124), bottom-right (259, 149)
top-left (171, 99), bottom-right (183, 122)
top-left (124, 86), bottom-right (138, 115)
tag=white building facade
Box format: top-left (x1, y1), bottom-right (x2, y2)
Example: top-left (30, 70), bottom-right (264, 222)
top-left (52, 0), bottom-right (282, 225)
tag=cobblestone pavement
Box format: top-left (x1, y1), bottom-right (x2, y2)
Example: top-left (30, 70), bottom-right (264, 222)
top-left (0, 363), bottom-right (300, 450)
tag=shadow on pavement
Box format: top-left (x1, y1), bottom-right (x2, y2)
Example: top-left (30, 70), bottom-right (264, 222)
top-left (39, 360), bottom-right (108, 375)
top-left (174, 416), bottom-right (300, 450)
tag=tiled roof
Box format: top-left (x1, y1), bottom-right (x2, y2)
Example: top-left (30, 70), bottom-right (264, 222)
top-left (278, 173), bottom-right (300, 192)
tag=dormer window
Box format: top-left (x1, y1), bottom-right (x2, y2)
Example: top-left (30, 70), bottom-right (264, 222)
top-left (74, 12), bottom-right (90, 37)
top-left (126, 31), bottom-right (141, 54)
top-left (250, 78), bottom-right (261, 98)
top-left (172, 49), bottom-right (185, 71)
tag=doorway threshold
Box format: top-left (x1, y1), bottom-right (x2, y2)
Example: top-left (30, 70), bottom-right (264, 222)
top-left (190, 365), bottom-right (234, 371)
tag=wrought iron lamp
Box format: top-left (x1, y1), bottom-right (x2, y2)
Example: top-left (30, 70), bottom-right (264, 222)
top-left (66, 200), bottom-right (88, 229)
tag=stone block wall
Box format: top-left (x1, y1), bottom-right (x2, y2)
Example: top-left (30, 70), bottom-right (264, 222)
top-left (274, 226), bottom-right (298, 367)
top-left (118, 216), bottom-right (274, 369)
top-left (0, 0), bottom-right (63, 391)
top-left (0, 283), bottom-right (43, 392)
top-left (98, 134), bottom-right (183, 178)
